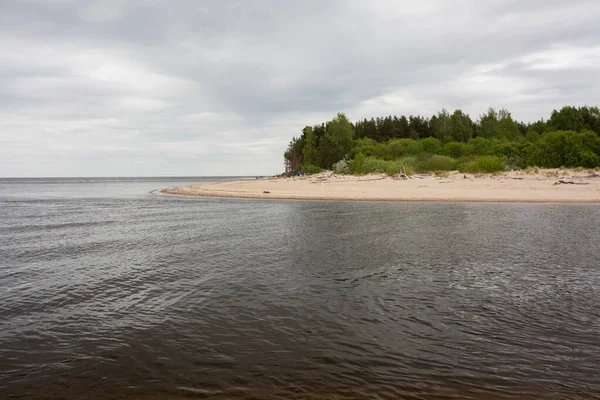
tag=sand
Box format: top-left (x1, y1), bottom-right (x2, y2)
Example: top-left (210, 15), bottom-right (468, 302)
top-left (162, 170), bottom-right (600, 203)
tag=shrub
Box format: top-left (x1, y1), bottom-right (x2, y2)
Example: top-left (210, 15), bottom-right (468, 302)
top-left (527, 131), bottom-right (570, 168)
top-left (332, 157), bottom-right (351, 174)
top-left (386, 139), bottom-right (424, 159)
top-left (386, 157), bottom-right (417, 175)
top-left (350, 138), bottom-right (386, 159)
top-left (459, 156), bottom-right (506, 173)
top-left (300, 164), bottom-right (323, 174)
top-left (415, 155), bottom-right (459, 172)
top-left (489, 142), bottom-right (521, 158)
top-left (350, 153), bottom-right (387, 174)
top-left (468, 137), bottom-right (493, 155)
top-left (361, 157), bottom-right (391, 174)
top-left (421, 137), bottom-right (442, 154)
top-left (442, 142), bottom-right (469, 158)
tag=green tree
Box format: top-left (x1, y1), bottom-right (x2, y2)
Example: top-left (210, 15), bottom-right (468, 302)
top-left (580, 106), bottom-right (600, 133)
top-left (430, 109), bottom-right (452, 142)
top-left (320, 113), bottom-right (355, 167)
top-left (301, 126), bottom-right (320, 167)
top-left (550, 106), bottom-right (584, 132)
top-left (283, 137), bottom-right (304, 173)
top-left (478, 108), bottom-right (499, 139)
top-left (450, 110), bottom-right (473, 142)
top-left (565, 130), bottom-right (600, 167)
top-left (495, 109), bottom-right (522, 141)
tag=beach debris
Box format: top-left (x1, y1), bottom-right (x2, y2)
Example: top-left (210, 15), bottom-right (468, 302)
top-left (392, 166), bottom-right (423, 180)
top-left (357, 177), bottom-right (386, 182)
top-left (553, 179), bottom-right (589, 186)
top-left (263, 190), bottom-right (271, 193)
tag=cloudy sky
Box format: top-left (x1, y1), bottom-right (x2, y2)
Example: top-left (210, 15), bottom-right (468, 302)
top-left (1, 0), bottom-right (599, 177)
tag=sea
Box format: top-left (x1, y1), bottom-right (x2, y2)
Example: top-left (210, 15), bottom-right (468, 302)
top-left (1, 177), bottom-right (599, 399)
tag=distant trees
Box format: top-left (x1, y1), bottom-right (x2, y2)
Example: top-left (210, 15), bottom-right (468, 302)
top-left (284, 105), bottom-right (600, 173)
top-left (449, 110), bottom-right (473, 142)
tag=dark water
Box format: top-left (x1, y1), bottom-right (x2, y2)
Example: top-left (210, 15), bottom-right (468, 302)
top-left (1, 178), bottom-right (600, 399)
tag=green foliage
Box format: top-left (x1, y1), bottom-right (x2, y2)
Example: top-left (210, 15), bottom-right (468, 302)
top-left (489, 142), bottom-right (521, 159)
top-left (349, 154), bottom-right (416, 175)
top-left (450, 110), bottom-right (473, 142)
top-left (525, 130), bottom-right (540, 143)
top-left (283, 137), bottom-right (304, 173)
top-left (565, 130), bottom-right (600, 168)
top-left (302, 126), bottom-right (319, 167)
top-left (459, 156), bottom-right (506, 173)
top-left (320, 113), bottom-right (355, 167)
top-left (442, 142), bottom-right (469, 158)
top-left (430, 109), bottom-right (452, 142)
top-left (350, 155), bottom-right (387, 174)
top-left (284, 107), bottom-right (600, 174)
top-left (300, 164), bottom-right (323, 174)
top-left (385, 158), bottom-right (417, 176)
top-left (580, 106), bottom-right (600, 133)
top-left (415, 155), bottom-right (459, 172)
top-left (496, 113), bottom-right (522, 141)
top-left (478, 108), bottom-right (499, 139)
top-left (468, 137), bottom-right (493, 155)
top-left (528, 131), bottom-right (570, 168)
top-left (386, 139), bottom-right (423, 159)
top-left (550, 106), bottom-right (585, 132)
top-left (421, 137), bottom-right (442, 154)
top-left (318, 135), bottom-right (340, 168)
top-left (350, 137), bottom-right (386, 159)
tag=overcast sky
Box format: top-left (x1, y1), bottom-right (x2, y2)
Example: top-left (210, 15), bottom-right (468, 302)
top-left (1, 0), bottom-right (599, 177)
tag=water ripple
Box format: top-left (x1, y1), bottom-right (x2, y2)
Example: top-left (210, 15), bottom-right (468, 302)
top-left (1, 181), bottom-right (600, 399)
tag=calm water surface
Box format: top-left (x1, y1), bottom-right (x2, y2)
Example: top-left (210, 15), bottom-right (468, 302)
top-left (1, 178), bottom-right (599, 399)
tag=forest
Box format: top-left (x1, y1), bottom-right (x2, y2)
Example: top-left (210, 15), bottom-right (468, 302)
top-left (283, 106), bottom-right (600, 175)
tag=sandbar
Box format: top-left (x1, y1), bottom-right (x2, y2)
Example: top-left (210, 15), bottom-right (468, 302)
top-left (162, 170), bottom-right (600, 203)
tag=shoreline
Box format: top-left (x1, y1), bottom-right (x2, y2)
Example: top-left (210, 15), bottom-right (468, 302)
top-left (161, 170), bottom-right (600, 204)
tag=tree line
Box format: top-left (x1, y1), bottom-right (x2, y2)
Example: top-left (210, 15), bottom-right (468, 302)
top-left (283, 106), bottom-right (600, 174)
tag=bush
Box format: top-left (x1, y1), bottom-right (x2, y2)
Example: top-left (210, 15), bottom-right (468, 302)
top-left (459, 156), bottom-right (506, 173)
top-left (415, 155), bottom-right (459, 172)
top-left (349, 155), bottom-right (416, 175)
top-left (385, 157), bottom-right (417, 175)
top-left (489, 142), bottom-right (521, 158)
top-left (332, 157), bottom-right (351, 174)
top-left (350, 153), bottom-right (388, 174)
top-left (361, 157), bottom-right (391, 174)
top-left (468, 137), bottom-right (493, 155)
top-left (442, 142), bottom-right (469, 158)
top-left (421, 137), bottom-right (442, 154)
top-left (350, 138), bottom-right (386, 159)
top-left (386, 139), bottom-right (423, 159)
top-left (300, 164), bottom-right (323, 174)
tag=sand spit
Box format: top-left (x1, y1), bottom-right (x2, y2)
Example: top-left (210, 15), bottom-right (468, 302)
top-left (162, 170), bottom-right (600, 203)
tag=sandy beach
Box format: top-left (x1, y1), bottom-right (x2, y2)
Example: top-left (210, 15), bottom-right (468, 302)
top-left (163, 170), bottom-right (600, 203)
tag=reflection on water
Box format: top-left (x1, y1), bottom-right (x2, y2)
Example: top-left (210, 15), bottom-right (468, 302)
top-left (1, 178), bottom-right (599, 399)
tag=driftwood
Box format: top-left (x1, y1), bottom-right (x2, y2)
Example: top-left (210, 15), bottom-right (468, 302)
top-left (392, 167), bottom-right (422, 180)
top-left (357, 177), bottom-right (386, 182)
top-left (554, 179), bottom-right (589, 186)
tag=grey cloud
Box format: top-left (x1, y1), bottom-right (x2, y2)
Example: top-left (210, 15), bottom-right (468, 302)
top-left (1, 0), bottom-right (599, 176)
